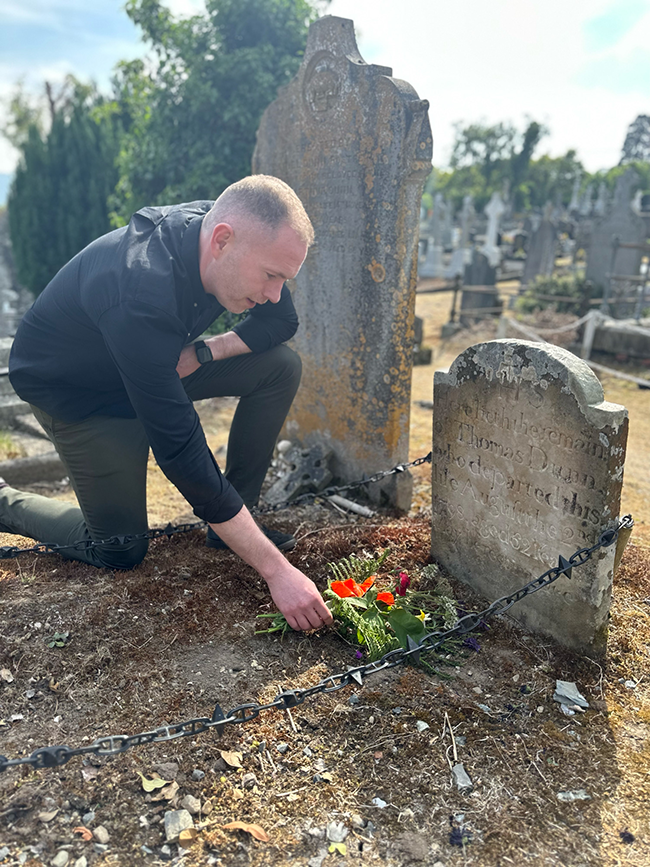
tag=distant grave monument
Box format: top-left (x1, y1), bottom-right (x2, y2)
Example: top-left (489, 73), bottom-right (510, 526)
top-left (460, 251), bottom-right (501, 326)
top-left (419, 192), bottom-right (444, 279)
top-left (430, 340), bottom-right (628, 653)
top-left (521, 204), bottom-right (557, 287)
top-left (586, 168), bottom-right (645, 292)
top-left (446, 194), bottom-right (474, 279)
top-left (253, 15), bottom-right (432, 508)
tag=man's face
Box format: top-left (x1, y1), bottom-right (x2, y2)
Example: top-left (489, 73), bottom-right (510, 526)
top-left (205, 221), bottom-right (308, 314)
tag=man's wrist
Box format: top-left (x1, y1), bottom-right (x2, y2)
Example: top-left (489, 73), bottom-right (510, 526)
top-left (194, 339), bottom-right (213, 365)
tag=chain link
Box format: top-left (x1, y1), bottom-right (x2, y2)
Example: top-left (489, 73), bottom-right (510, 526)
top-left (0, 514), bottom-right (633, 775)
top-left (0, 453), bottom-right (433, 561)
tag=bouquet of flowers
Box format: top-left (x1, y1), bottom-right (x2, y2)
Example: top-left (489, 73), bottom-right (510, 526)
top-left (256, 550), bottom-right (462, 664)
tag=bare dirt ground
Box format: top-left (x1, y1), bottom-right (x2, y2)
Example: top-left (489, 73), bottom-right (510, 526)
top-left (1, 286), bottom-right (649, 867)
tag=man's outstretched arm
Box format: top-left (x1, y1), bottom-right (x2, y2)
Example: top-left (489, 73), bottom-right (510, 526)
top-left (209, 507), bottom-right (333, 632)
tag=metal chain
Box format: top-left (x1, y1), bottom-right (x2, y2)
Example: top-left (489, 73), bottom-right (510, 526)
top-left (0, 452), bottom-right (432, 561)
top-left (0, 514), bottom-right (633, 774)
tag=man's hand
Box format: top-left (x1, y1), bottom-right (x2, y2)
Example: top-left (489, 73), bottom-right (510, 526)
top-left (176, 331), bottom-right (251, 379)
top-left (264, 563), bottom-right (333, 632)
top-left (209, 507), bottom-right (333, 632)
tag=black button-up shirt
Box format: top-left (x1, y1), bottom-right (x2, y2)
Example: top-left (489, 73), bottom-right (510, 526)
top-left (9, 201), bottom-right (299, 524)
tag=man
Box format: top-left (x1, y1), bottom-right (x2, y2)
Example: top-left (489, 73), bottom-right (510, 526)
top-left (1, 175), bottom-right (333, 633)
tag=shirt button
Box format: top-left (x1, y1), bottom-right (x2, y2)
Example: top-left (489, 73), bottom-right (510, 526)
top-left (194, 302), bottom-right (198, 307)
top-left (187, 332), bottom-right (190, 336)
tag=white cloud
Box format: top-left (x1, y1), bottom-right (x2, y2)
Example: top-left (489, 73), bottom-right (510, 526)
top-left (327, 0), bottom-right (648, 171)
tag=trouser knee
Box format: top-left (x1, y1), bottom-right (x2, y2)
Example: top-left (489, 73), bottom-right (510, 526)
top-left (269, 345), bottom-right (302, 392)
top-left (95, 538), bottom-right (149, 570)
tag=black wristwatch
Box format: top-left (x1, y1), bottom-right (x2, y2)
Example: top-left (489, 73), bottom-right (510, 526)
top-left (194, 340), bottom-right (213, 365)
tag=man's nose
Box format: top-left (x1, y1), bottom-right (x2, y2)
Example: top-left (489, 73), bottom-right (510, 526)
top-left (264, 281), bottom-right (284, 303)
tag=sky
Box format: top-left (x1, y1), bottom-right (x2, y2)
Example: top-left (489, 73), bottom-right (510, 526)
top-left (1, 0), bottom-right (649, 181)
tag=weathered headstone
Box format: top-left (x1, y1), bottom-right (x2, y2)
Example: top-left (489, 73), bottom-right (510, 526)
top-left (253, 15), bottom-right (432, 508)
top-left (430, 339), bottom-right (628, 653)
top-left (593, 182), bottom-right (608, 218)
top-left (568, 178), bottom-right (581, 214)
top-left (579, 183), bottom-right (593, 217)
top-left (586, 168), bottom-right (645, 291)
top-left (460, 251), bottom-right (501, 325)
top-left (521, 204), bottom-right (557, 287)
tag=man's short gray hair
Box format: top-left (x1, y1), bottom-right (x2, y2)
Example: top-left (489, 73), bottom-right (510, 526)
top-left (203, 175), bottom-right (314, 246)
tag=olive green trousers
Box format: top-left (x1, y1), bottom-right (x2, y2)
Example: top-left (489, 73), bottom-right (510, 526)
top-left (0, 345), bottom-right (301, 569)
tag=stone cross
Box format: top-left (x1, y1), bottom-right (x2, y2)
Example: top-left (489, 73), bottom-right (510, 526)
top-left (430, 339), bottom-right (628, 654)
top-left (253, 15), bottom-right (432, 508)
top-left (481, 192), bottom-right (505, 267)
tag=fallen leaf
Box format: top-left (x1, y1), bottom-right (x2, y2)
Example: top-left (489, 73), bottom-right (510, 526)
top-left (0, 668), bottom-right (14, 683)
top-left (231, 788), bottom-right (244, 800)
top-left (73, 826), bottom-right (93, 841)
top-left (152, 780), bottom-right (179, 801)
top-left (222, 821), bottom-right (269, 843)
top-left (178, 828), bottom-right (199, 848)
top-left (219, 749), bottom-right (243, 768)
top-left (38, 810), bottom-right (59, 823)
top-left (320, 772), bottom-right (333, 782)
top-left (137, 771), bottom-right (170, 792)
top-left (329, 843), bottom-right (347, 855)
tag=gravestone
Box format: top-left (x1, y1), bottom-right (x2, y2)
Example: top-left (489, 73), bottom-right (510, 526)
top-left (430, 340), bottom-right (628, 653)
top-left (586, 168), bottom-right (645, 291)
top-left (579, 183), bottom-right (593, 217)
top-left (568, 178), bottom-right (581, 214)
top-left (460, 251), bottom-right (501, 325)
top-left (419, 192), bottom-right (444, 278)
top-left (481, 192), bottom-right (505, 267)
top-left (253, 15), bottom-right (432, 508)
top-left (446, 194), bottom-right (474, 278)
top-left (521, 204), bottom-right (557, 287)
top-left (593, 182), bottom-right (608, 218)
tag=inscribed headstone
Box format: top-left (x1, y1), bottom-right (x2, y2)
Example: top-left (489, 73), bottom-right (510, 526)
top-left (253, 15), bottom-right (432, 507)
top-left (586, 169), bottom-right (645, 291)
top-left (430, 340), bottom-right (628, 653)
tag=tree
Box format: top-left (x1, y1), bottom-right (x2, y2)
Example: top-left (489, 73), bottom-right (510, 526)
top-left (620, 115), bottom-right (650, 165)
top-left (6, 80), bottom-right (122, 295)
top-left (112, 0), bottom-right (323, 224)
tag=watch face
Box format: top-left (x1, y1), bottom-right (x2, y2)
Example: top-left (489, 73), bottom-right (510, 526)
top-left (196, 344), bottom-right (212, 364)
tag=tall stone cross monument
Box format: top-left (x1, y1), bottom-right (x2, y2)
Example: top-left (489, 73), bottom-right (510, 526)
top-left (253, 16), bottom-right (433, 508)
top-left (481, 192), bottom-right (505, 267)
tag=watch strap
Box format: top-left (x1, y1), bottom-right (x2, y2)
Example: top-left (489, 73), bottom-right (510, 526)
top-left (194, 340), bottom-right (213, 365)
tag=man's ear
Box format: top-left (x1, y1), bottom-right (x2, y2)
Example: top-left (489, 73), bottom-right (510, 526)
top-left (210, 222), bottom-right (234, 258)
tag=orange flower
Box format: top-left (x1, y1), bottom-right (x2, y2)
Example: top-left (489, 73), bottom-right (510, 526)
top-left (376, 591), bottom-right (395, 606)
top-left (331, 575), bottom-right (376, 598)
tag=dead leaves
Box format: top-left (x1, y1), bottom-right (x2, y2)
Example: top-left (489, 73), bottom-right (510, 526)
top-left (222, 821), bottom-right (269, 842)
top-left (219, 749), bottom-right (243, 768)
top-left (178, 828), bottom-right (199, 848)
top-left (136, 771), bottom-right (170, 792)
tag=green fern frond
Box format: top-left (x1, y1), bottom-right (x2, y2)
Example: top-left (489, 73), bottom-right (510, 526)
top-left (327, 549), bottom-right (390, 584)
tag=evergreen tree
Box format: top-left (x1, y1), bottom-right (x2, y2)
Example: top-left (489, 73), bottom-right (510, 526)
top-left (7, 81), bottom-right (122, 295)
top-left (620, 114), bottom-right (650, 165)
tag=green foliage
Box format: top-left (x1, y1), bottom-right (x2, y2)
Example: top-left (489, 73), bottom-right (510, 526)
top-left (327, 548), bottom-right (390, 585)
top-left (426, 119), bottom-right (584, 214)
top-left (514, 275), bottom-right (599, 315)
top-left (6, 80), bottom-right (122, 295)
top-left (112, 0), bottom-right (322, 224)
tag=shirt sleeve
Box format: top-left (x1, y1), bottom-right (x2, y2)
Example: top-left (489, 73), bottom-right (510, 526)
top-left (232, 282), bottom-right (299, 353)
top-left (98, 301), bottom-right (244, 524)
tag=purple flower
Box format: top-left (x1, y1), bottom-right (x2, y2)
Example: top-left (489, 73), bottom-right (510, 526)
top-left (355, 650), bottom-right (364, 659)
top-left (463, 636), bottom-right (481, 652)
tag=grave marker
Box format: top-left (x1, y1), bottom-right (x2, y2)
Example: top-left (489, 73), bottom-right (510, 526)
top-left (430, 339), bottom-right (628, 653)
top-left (586, 168), bottom-right (645, 291)
top-left (253, 16), bottom-right (432, 507)
top-left (521, 204), bottom-right (557, 286)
